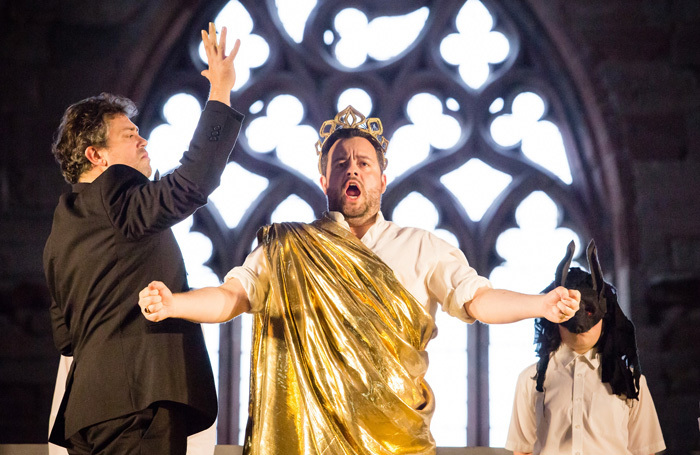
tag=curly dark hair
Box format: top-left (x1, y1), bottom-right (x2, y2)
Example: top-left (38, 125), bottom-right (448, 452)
top-left (51, 93), bottom-right (137, 183)
top-left (319, 128), bottom-right (387, 175)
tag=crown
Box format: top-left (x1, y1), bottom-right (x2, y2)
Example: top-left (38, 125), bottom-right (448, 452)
top-left (315, 105), bottom-right (389, 173)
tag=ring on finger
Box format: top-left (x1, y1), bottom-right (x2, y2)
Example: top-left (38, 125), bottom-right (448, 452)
top-left (144, 306), bottom-right (151, 314)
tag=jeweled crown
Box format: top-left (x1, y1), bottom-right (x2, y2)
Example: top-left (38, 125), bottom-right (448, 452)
top-left (315, 105), bottom-right (389, 173)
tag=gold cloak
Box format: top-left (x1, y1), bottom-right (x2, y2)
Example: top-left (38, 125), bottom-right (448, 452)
top-left (243, 217), bottom-right (437, 454)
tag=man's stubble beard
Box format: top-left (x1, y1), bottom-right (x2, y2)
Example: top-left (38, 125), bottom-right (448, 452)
top-left (328, 187), bottom-right (383, 226)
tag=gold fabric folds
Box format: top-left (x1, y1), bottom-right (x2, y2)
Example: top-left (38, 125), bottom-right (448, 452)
top-left (243, 218), bottom-right (437, 455)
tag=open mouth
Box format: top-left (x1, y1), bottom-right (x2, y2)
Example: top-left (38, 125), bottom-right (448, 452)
top-left (346, 183), bottom-right (361, 199)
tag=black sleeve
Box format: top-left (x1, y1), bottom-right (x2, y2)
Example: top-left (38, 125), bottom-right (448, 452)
top-left (49, 297), bottom-right (73, 356)
top-left (102, 101), bottom-right (244, 240)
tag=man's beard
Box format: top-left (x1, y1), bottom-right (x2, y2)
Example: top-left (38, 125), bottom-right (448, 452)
top-left (329, 187), bottom-right (382, 223)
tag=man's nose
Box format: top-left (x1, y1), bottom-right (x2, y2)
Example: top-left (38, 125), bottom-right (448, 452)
top-left (346, 161), bottom-right (359, 175)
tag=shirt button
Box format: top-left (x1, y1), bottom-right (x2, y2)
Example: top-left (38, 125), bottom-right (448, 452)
top-left (575, 424), bottom-right (580, 429)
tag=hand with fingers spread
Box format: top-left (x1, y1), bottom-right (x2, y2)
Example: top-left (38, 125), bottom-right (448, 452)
top-left (139, 281), bottom-right (174, 322)
top-left (541, 286), bottom-right (581, 324)
top-left (200, 22), bottom-right (242, 105)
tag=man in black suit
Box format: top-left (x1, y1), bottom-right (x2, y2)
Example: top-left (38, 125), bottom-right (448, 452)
top-left (43, 23), bottom-right (243, 455)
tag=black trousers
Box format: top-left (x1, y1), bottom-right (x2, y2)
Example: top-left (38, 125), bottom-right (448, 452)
top-left (66, 402), bottom-right (188, 455)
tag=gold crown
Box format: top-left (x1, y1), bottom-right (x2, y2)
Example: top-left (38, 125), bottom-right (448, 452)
top-left (315, 105), bottom-right (389, 173)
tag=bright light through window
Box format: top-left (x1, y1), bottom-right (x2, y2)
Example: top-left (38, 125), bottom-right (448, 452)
top-left (337, 88), bottom-right (373, 117)
top-left (385, 124), bottom-right (430, 184)
top-left (490, 92), bottom-right (573, 184)
top-left (163, 93), bottom-right (201, 128)
top-left (489, 97), bottom-right (505, 114)
top-left (446, 97), bottom-right (460, 112)
top-left (271, 195), bottom-right (316, 223)
top-left (245, 95), bottom-right (319, 183)
top-left (209, 163), bottom-right (269, 229)
top-left (488, 191), bottom-right (581, 445)
top-left (332, 7), bottom-right (429, 68)
top-left (440, 0), bottom-right (510, 89)
top-left (148, 94), bottom-right (200, 175)
top-left (199, 1), bottom-right (270, 90)
top-left (276, 0), bottom-right (317, 43)
top-left (171, 216), bottom-right (224, 392)
top-left (386, 93), bottom-right (460, 183)
top-left (440, 159), bottom-right (512, 222)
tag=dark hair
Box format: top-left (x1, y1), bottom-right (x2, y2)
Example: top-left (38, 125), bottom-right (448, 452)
top-left (51, 93), bottom-right (137, 183)
top-left (319, 128), bottom-right (387, 175)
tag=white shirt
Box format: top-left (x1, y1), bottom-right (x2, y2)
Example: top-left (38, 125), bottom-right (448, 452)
top-left (225, 211), bottom-right (491, 323)
top-left (506, 344), bottom-right (666, 455)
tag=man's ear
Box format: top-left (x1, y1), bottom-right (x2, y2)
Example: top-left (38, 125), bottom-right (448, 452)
top-left (84, 146), bottom-right (107, 167)
top-left (381, 173), bottom-right (387, 194)
top-left (320, 175), bottom-right (328, 195)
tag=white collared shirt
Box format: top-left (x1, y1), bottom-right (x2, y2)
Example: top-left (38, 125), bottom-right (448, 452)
top-left (506, 344), bottom-right (666, 455)
top-left (225, 211), bottom-right (491, 323)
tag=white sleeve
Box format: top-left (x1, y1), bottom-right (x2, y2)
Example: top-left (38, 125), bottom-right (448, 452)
top-left (425, 233), bottom-right (492, 323)
top-left (224, 245), bottom-right (269, 313)
top-left (627, 375), bottom-right (666, 455)
top-left (505, 366), bottom-right (538, 453)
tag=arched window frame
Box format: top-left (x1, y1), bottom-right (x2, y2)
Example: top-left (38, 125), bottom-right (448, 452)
top-left (136, 0), bottom-right (616, 445)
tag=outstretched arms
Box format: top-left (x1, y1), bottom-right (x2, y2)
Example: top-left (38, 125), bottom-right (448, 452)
top-left (465, 286), bottom-right (580, 324)
top-left (200, 22), bottom-right (241, 106)
top-left (139, 278), bottom-right (251, 323)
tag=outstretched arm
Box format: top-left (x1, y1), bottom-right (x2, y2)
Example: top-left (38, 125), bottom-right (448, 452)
top-left (200, 22), bottom-right (241, 106)
top-left (465, 286), bottom-right (580, 324)
top-left (139, 278), bottom-right (251, 323)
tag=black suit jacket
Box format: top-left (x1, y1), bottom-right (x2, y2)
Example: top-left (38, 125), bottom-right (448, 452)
top-left (44, 100), bottom-right (243, 443)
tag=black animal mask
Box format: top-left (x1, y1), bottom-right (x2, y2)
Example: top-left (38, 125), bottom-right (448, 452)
top-left (554, 240), bottom-right (607, 333)
top-left (535, 239), bottom-right (641, 399)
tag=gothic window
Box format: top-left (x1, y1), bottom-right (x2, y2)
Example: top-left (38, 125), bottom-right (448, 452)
top-left (139, 0), bottom-right (606, 446)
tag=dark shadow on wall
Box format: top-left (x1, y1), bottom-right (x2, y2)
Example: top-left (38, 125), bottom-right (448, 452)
top-left (0, 282), bottom-right (59, 443)
top-left (645, 276), bottom-right (700, 455)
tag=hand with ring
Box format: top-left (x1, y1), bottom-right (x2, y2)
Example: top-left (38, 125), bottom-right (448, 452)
top-left (138, 281), bottom-right (174, 322)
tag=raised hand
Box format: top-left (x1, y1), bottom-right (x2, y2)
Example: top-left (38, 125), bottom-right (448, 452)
top-left (200, 22), bottom-right (241, 105)
top-left (542, 286), bottom-right (580, 324)
top-left (138, 281), bottom-right (174, 322)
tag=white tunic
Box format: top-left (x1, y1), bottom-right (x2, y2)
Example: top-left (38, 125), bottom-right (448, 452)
top-left (506, 344), bottom-right (666, 455)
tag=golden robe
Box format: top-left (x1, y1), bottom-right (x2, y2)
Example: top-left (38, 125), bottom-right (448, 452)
top-left (243, 217), bottom-right (437, 454)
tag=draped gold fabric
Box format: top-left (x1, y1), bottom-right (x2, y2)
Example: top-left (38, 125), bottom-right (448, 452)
top-left (243, 217), bottom-right (437, 455)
